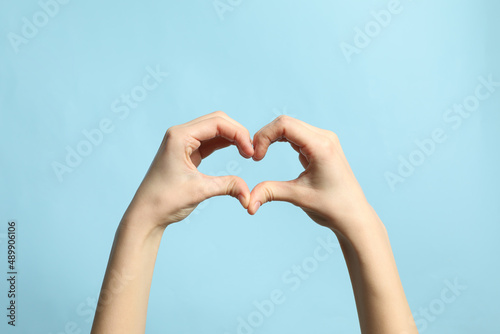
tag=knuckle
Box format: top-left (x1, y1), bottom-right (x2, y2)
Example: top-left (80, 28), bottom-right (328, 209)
top-left (242, 128), bottom-right (251, 140)
top-left (164, 125), bottom-right (187, 147)
top-left (316, 137), bottom-right (331, 150)
top-left (323, 130), bottom-right (339, 147)
top-left (226, 177), bottom-right (239, 196)
top-left (165, 125), bottom-right (180, 138)
top-left (260, 182), bottom-right (275, 202)
top-left (315, 132), bottom-right (339, 153)
top-left (213, 115), bottom-right (226, 123)
top-left (213, 110), bottom-right (227, 117)
top-left (274, 114), bottom-right (291, 125)
top-left (327, 131), bottom-right (339, 144)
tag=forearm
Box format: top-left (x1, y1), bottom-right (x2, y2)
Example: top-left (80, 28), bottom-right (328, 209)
top-left (334, 206), bottom-right (417, 334)
top-left (91, 211), bottom-right (165, 334)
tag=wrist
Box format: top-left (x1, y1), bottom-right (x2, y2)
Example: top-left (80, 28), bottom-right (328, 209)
top-left (125, 188), bottom-right (179, 226)
top-left (120, 205), bottom-right (168, 244)
top-left (329, 204), bottom-right (387, 249)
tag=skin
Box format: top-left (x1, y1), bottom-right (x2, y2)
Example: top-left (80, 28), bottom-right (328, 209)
top-left (91, 111), bottom-right (418, 334)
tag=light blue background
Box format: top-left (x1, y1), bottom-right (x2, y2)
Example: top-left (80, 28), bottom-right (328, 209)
top-left (1, 0), bottom-right (499, 333)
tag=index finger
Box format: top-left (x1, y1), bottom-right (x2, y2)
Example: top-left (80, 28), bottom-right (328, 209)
top-left (252, 116), bottom-right (320, 161)
top-left (187, 115), bottom-right (254, 158)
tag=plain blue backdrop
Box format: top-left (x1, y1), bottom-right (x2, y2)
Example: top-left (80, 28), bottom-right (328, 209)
top-left (1, 0), bottom-right (499, 333)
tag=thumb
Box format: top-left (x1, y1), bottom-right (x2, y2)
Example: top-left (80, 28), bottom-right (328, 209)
top-left (248, 180), bottom-right (300, 215)
top-left (201, 174), bottom-right (251, 209)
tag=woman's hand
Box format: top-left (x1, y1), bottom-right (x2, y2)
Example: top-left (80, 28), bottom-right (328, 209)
top-left (248, 116), bottom-right (418, 334)
top-left (124, 111), bottom-right (254, 230)
top-left (92, 111), bottom-right (255, 334)
top-left (248, 115), bottom-right (372, 236)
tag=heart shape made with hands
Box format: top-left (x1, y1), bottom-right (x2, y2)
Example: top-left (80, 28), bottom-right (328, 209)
top-left (200, 141), bottom-right (302, 213)
top-left (186, 113), bottom-right (325, 217)
top-left (149, 111), bottom-right (357, 228)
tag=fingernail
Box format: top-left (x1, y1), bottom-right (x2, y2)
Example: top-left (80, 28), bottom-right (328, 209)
top-left (253, 201), bottom-right (261, 213)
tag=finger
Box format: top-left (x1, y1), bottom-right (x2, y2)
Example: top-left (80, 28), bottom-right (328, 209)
top-left (298, 153), bottom-right (309, 169)
top-left (198, 137), bottom-right (254, 161)
top-left (185, 111), bottom-right (253, 154)
top-left (191, 114), bottom-right (251, 145)
top-left (192, 137), bottom-right (253, 168)
top-left (188, 116), bottom-right (254, 158)
top-left (248, 180), bottom-right (301, 215)
top-left (252, 116), bottom-right (318, 161)
top-left (190, 137), bottom-right (233, 167)
top-left (288, 141), bottom-right (301, 153)
top-left (285, 142), bottom-right (309, 169)
top-left (183, 110), bottom-right (244, 130)
top-left (201, 174), bottom-right (251, 209)
top-left (197, 137), bottom-right (233, 159)
top-left (174, 111), bottom-right (253, 157)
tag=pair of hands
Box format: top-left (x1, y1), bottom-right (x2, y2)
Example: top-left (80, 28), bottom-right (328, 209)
top-left (125, 111), bottom-right (372, 237)
top-left (93, 111), bottom-right (417, 334)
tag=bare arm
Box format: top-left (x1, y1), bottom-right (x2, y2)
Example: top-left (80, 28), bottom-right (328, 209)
top-left (248, 115), bottom-right (418, 334)
top-left (89, 214), bottom-right (164, 333)
top-left (335, 207), bottom-right (416, 333)
top-left (91, 111), bottom-right (254, 334)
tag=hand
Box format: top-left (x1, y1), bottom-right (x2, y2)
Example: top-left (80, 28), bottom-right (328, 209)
top-left (124, 111), bottom-right (254, 230)
top-left (248, 115), bottom-right (373, 236)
